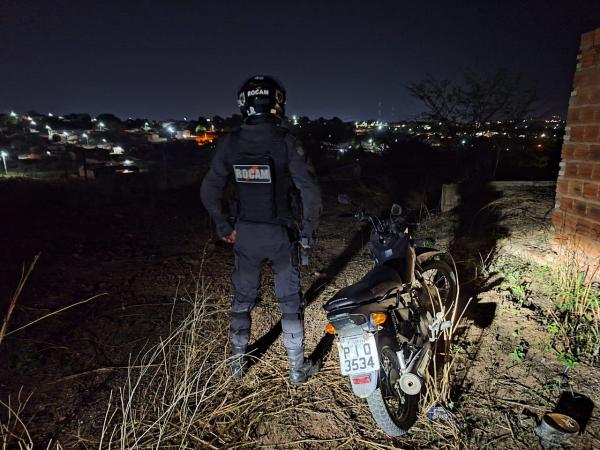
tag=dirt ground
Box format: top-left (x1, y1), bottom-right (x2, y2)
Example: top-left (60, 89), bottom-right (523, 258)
top-left (1, 177), bottom-right (599, 449)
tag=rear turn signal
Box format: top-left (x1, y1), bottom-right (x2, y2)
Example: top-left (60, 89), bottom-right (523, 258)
top-left (370, 312), bottom-right (387, 325)
top-left (325, 323), bottom-right (336, 334)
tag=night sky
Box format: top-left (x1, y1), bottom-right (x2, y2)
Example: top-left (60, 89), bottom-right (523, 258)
top-left (1, 0), bottom-right (599, 121)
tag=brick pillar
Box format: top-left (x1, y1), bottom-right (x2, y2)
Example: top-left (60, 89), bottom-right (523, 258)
top-left (552, 28), bottom-right (600, 262)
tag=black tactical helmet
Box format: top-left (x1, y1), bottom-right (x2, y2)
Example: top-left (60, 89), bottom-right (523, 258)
top-left (237, 75), bottom-right (286, 119)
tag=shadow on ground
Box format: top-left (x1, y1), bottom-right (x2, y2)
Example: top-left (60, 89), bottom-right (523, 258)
top-left (449, 181), bottom-right (509, 329)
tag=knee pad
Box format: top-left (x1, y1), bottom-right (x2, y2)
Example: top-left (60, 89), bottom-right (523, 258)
top-left (231, 295), bottom-right (256, 313)
top-left (278, 294), bottom-right (304, 314)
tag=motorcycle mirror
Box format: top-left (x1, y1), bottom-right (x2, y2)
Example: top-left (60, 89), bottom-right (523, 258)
top-left (391, 203), bottom-right (403, 216)
top-left (337, 193), bottom-right (352, 205)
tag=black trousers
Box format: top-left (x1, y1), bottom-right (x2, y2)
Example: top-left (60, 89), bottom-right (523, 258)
top-left (230, 221), bottom-right (304, 351)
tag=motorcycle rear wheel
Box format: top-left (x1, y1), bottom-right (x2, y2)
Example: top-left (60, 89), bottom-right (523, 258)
top-left (366, 341), bottom-right (418, 436)
top-left (419, 259), bottom-right (458, 308)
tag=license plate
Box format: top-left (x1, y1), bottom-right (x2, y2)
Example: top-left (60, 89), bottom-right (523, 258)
top-left (337, 334), bottom-right (380, 375)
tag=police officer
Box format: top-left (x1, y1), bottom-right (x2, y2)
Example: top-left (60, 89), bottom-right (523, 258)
top-left (200, 75), bottom-right (322, 385)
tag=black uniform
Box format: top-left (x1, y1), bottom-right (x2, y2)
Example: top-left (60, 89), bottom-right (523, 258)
top-left (200, 117), bottom-right (321, 353)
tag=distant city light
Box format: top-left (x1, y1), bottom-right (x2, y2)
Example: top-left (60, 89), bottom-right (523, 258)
top-left (48, 112), bottom-right (53, 117)
top-left (30, 121), bottom-right (37, 126)
top-left (368, 138), bottom-right (373, 144)
top-left (102, 138), bottom-right (107, 143)
top-left (124, 159), bottom-right (133, 166)
top-left (9, 111), bottom-right (17, 118)
top-left (461, 140), bottom-right (467, 145)
top-left (1, 150), bottom-right (7, 174)
top-left (98, 121), bottom-right (106, 129)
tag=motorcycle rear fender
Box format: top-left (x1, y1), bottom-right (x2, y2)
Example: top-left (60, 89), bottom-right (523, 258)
top-left (349, 370), bottom-right (379, 398)
top-left (415, 248), bottom-right (445, 265)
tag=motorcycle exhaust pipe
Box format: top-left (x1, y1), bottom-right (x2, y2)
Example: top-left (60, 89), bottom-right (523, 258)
top-left (398, 342), bottom-right (432, 396)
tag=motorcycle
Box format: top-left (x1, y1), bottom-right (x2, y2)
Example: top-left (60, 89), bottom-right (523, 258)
top-left (323, 194), bottom-right (458, 436)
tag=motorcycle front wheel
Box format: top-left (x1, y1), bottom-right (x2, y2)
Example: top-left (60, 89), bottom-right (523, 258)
top-left (366, 339), bottom-right (418, 436)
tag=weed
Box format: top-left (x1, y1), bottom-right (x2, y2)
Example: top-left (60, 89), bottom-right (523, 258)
top-left (557, 351), bottom-right (578, 370)
top-left (509, 341), bottom-right (528, 363)
top-left (497, 263), bottom-right (531, 307)
top-left (543, 242), bottom-right (600, 362)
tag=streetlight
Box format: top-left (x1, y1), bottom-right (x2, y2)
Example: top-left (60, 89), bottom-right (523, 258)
top-left (1, 151), bottom-right (8, 175)
top-left (82, 133), bottom-right (89, 145)
top-left (98, 121), bottom-right (106, 130)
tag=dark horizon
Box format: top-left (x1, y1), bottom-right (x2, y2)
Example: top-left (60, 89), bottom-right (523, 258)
top-left (1, 0), bottom-right (599, 121)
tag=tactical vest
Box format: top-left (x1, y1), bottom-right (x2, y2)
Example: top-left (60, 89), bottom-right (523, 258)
top-left (226, 127), bottom-right (299, 226)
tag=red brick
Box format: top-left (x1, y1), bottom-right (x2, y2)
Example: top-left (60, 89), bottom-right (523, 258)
top-left (555, 211), bottom-right (578, 232)
top-left (573, 144), bottom-right (591, 160)
top-left (578, 162), bottom-right (594, 179)
top-left (567, 105), bottom-right (600, 125)
top-left (581, 31), bottom-right (595, 50)
top-left (573, 86), bottom-right (600, 106)
top-left (561, 197), bottom-right (574, 212)
top-left (583, 182), bottom-right (599, 200)
top-left (565, 162), bottom-right (578, 177)
top-left (587, 204), bottom-right (600, 223)
top-left (574, 70), bottom-right (600, 90)
top-left (569, 180), bottom-right (584, 197)
top-left (584, 125), bottom-right (600, 142)
top-left (590, 145), bottom-right (600, 161)
top-left (576, 217), bottom-right (593, 237)
top-left (570, 125), bottom-right (586, 141)
top-left (565, 213), bottom-right (579, 232)
top-left (595, 28), bottom-right (600, 47)
top-left (562, 143), bottom-right (575, 159)
top-left (580, 107), bottom-right (596, 123)
top-left (592, 164), bottom-right (600, 181)
top-left (557, 179), bottom-right (569, 195)
top-left (573, 199), bottom-right (588, 215)
top-left (552, 210), bottom-right (567, 230)
top-left (577, 217), bottom-right (600, 240)
top-left (580, 50), bottom-right (599, 69)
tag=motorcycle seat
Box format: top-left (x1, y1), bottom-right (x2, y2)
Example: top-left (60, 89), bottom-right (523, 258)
top-left (324, 265), bottom-right (404, 312)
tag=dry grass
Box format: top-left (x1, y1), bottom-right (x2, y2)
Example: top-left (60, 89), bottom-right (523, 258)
top-left (0, 389), bottom-right (33, 450)
top-left (88, 256), bottom-right (472, 449)
top-left (416, 256), bottom-right (469, 450)
top-left (545, 240), bottom-right (600, 362)
top-left (0, 254), bottom-right (40, 347)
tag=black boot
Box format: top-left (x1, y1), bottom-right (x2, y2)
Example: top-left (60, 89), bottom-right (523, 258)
top-left (229, 345), bottom-right (246, 380)
top-left (287, 347), bottom-right (318, 386)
